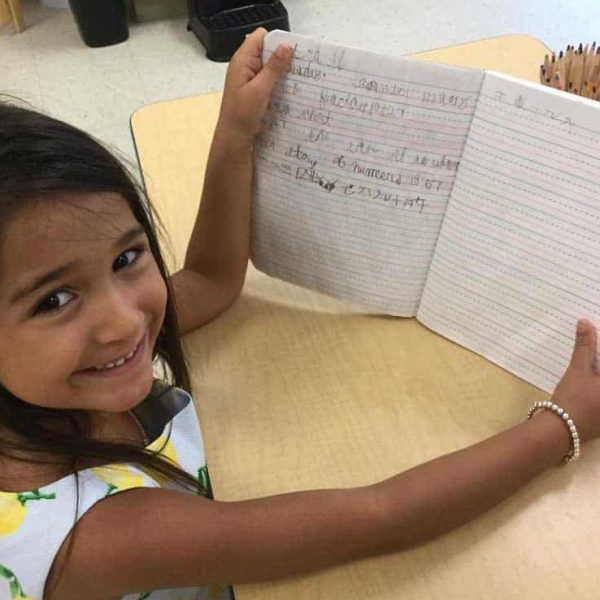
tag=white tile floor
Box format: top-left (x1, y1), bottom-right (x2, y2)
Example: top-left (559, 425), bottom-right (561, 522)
top-left (2, 0), bottom-right (600, 167)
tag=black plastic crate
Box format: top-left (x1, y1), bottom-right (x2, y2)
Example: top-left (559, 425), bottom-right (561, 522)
top-left (187, 0), bottom-right (290, 62)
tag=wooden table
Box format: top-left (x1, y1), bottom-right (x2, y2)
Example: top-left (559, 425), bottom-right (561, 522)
top-left (131, 35), bottom-right (600, 600)
top-left (0, 0), bottom-right (24, 33)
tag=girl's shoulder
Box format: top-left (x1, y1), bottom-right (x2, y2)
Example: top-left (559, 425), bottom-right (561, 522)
top-left (0, 463), bottom-right (164, 600)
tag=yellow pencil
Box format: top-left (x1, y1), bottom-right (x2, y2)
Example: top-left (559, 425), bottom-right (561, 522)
top-left (573, 47), bottom-right (584, 93)
top-left (565, 45), bottom-right (574, 89)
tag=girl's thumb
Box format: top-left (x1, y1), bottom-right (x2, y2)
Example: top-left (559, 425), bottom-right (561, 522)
top-left (570, 319), bottom-right (597, 370)
top-left (258, 44), bottom-right (293, 89)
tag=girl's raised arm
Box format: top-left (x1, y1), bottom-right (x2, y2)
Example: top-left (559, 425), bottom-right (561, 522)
top-left (47, 321), bottom-right (600, 599)
top-left (170, 29), bottom-right (293, 335)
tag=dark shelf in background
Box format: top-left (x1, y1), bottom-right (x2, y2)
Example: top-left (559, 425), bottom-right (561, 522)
top-left (187, 0), bottom-right (290, 62)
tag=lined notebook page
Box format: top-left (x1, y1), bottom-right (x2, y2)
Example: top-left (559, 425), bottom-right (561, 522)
top-left (252, 31), bottom-right (483, 316)
top-left (418, 71), bottom-right (600, 392)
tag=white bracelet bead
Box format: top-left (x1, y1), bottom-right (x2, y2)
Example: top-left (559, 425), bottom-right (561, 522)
top-left (527, 400), bottom-right (581, 464)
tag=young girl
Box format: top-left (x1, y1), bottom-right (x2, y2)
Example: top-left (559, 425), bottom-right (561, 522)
top-left (1, 28), bottom-right (600, 600)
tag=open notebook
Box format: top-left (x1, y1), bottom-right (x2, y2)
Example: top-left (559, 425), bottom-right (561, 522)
top-left (252, 30), bottom-right (600, 394)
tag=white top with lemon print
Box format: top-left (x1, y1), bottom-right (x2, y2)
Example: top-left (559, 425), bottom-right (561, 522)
top-left (0, 388), bottom-right (233, 600)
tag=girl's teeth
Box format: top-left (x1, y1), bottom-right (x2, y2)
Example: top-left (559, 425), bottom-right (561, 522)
top-left (94, 363), bottom-right (114, 371)
top-left (90, 342), bottom-right (138, 371)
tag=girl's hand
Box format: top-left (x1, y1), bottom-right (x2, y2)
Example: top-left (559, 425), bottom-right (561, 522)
top-left (551, 319), bottom-right (600, 442)
top-left (218, 28), bottom-right (293, 143)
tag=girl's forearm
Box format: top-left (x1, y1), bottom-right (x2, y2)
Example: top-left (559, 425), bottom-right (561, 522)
top-left (183, 121), bottom-right (254, 295)
top-left (368, 410), bottom-right (571, 554)
top-left (192, 412), bottom-right (573, 584)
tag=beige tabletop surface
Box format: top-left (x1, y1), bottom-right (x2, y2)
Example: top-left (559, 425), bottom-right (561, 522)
top-left (131, 35), bottom-right (600, 600)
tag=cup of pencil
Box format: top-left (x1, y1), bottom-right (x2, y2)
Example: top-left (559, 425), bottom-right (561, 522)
top-left (540, 42), bottom-right (600, 100)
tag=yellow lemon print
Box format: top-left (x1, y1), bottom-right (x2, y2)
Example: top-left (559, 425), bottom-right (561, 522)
top-left (0, 563), bottom-right (35, 600)
top-left (92, 465), bottom-right (146, 496)
top-left (0, 490), bottom-right (56, 537)
top-left (0, 496), bottom-right (26, 537)
top-left (147, 433), bottom-right (179, 466)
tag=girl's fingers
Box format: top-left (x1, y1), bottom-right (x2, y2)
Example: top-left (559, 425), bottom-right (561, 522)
top-left (569, 319), bottom-right (597, 371)
top-left (237, 27), bottom-right (267, 61)
top-left (225, 28), bottom-right (268, 88)
top-left (250, 43), bottom-right (293, 93)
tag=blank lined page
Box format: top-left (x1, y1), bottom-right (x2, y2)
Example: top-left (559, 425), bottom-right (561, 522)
top-left (418, 71), bottom-right (600, 392)
top-left (252, 31), bottom-right (483, 316)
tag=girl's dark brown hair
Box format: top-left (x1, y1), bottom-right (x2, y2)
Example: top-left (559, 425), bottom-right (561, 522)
top-left (0, 99), bottom-right (203, 494)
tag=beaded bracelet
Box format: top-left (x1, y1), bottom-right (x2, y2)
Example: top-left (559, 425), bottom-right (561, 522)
top-left (527, 400), bottom-right (581, 464)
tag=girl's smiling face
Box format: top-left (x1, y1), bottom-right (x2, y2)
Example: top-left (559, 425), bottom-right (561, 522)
top-left (0, 193), bottom-right (167, 414)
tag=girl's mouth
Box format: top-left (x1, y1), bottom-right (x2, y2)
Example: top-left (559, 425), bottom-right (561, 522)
top-left (75, 333), bottom-right (147, 378)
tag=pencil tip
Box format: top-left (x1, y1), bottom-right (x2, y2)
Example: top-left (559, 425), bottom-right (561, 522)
top-left (578, 42), bottom-right (583, 52)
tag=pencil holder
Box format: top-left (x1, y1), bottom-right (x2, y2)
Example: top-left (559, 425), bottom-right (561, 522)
top-left (187, 0), bottom-right (290, 62)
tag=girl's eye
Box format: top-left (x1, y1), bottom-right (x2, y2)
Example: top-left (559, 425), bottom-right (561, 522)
top-left (33, 290), bottom-right (73, 316)
top-left (32, 247), bottom-right (146, 317)
top-left (112, 248), bottom-right (141, 271)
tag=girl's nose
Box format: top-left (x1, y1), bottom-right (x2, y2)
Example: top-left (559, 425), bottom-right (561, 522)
top-left (90, 285), bottom-right (144, 345)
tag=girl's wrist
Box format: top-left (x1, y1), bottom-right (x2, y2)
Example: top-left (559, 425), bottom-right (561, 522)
top-left (208, 120), bottom-right (255, 167)
top-left (214, 115), bottom-right (257, 150)
top-left (526, 408), bottom-right (574, 463)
